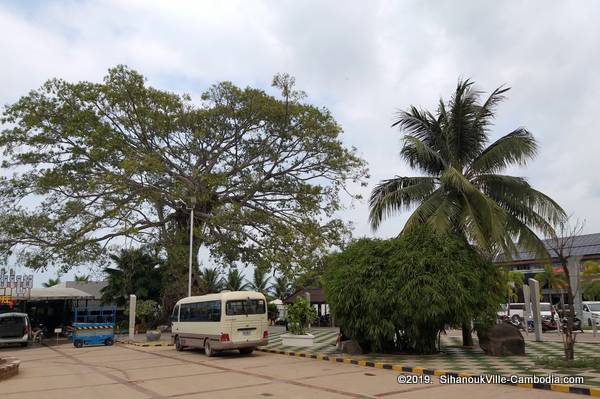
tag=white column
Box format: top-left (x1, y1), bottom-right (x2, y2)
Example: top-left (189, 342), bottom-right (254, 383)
top-left (523, 286), bottom-right (531, 335)
top-left (528, 278), bottom-right (543, 342)
top-left (128, 294), bottom-right (136, 341)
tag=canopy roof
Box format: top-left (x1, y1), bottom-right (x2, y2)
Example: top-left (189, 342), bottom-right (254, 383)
top-left (284, 288), bottom-right (326, 304)
top-left (27, 287), bottom-right (95, 301)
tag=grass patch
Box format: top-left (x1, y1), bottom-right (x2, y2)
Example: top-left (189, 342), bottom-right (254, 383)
top-left (534, 355), bottom-right (600, 370)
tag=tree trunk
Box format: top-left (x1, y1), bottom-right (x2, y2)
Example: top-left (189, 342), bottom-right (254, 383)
top-left (562, 263), bottom-right (576, 361)
top-left (462, 322), bottom-right (473, 346)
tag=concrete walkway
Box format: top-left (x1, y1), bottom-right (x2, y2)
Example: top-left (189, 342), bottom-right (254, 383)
top-left (0, 343), bottom-right (581, 398)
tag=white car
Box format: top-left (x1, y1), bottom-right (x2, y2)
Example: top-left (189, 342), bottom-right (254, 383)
top-left (502, 302), bottom-right (555, 322)
top-left (0, 312), bottom-right (31, 347)
top-left (582, 302), bottom-right (600, 327)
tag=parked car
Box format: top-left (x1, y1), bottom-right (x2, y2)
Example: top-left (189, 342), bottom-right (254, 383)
top-left (0, 312), bottom-right (31, 347)
top-left (582, 301), bottom-right (600, 327)
top-left (501, 302), bottom-right (554, 323)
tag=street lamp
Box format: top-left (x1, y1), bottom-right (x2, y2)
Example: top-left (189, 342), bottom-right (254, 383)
top-left (188, 196), bottom-right (196, 297)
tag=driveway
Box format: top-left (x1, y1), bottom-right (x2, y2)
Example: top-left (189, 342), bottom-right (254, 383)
top-left (0, 344), bottom-right (578, 398)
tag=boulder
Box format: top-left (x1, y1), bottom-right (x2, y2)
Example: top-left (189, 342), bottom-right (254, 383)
top-left (145, 330), bottom-right (162, 342)
top-left (341, 339), bottom-right (363, 355)
top-left (479, 323), bottom-right (525, 356)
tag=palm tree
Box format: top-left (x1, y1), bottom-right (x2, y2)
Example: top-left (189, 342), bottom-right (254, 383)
top-left (223, 269), bottom-right (249, 291)
top-left (271, 276), bottom-right (290, 300)
top-left (535, 265), bottom-right (567, 289)
top-left (505, 271), bottom-right (524, 303)
top-left (101, 248), bottom-right (163, 307)
top-left (369, 79), bottom-right (565, 257)
top-left (535, 265), bottom-right (567, 306)
top-left (74, 275), bottom-right (90, 282)
top-left (249, 267), bottom-right (270, 296)
top-left (582, 261), bottom-right (600, 301)
top-left (198, 267), bottom-right (223, 294)
top-left (369, 79), bottom-right (566, 345)
top-left (42, 277), bottom-right (60, 287)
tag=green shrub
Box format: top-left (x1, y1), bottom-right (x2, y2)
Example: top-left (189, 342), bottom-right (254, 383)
top-left (323, 226), bottom-right (504, 354)
top-left (285, 297), bottom-right (317, 335)
top-left (534, 355), bottom-right (600, 370)
top-left (124, 299), bottom-right (160, 331)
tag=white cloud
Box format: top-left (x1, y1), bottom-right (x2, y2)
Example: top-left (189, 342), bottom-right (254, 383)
top-left (2, 0), bottom-right (600, 282)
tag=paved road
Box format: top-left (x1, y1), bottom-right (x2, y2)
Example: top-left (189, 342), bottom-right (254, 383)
top-left (0, 344), bottom-right (578, 398)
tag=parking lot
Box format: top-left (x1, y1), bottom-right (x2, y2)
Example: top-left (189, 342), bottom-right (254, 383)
top-left (0, 343), bottom-right (580, 398)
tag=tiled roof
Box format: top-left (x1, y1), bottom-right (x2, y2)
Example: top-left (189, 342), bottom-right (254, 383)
top-left (502, 233), bottom-right (600, 262)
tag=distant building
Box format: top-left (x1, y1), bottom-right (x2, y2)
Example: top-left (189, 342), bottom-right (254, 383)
top-left (496, 233), bottom-right (600, 313)
top-left (1, 280), bottom-right (114, 333)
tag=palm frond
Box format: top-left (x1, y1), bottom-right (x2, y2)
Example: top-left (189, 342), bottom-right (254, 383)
top-left (393, 106), bottom-right (444, 153)
top-left (447, 79), bottom-right (484, 166)
top-left (469, 129), bottom-right (538, 175)
top-left (476, 174), bottom-right (566, 236)
top-left (369, 176), bottom-right (437, 230)
top-left (472, 85), bottom-right (510, 135)
top-left (400, 135), bottom-right (446, 175)
top-left (442, 167), bottom-right (507, 250)
top-left (401, 189), bottom-right (444, 233)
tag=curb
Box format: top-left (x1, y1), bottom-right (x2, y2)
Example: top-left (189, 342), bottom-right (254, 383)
top-left (256, 348), bottom-right (600, 397)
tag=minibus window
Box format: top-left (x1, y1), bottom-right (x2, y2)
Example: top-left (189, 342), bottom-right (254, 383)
top-left (226, 299), bottom-right (266, 315)
top-left (181, 301), bottom-right (221, 322)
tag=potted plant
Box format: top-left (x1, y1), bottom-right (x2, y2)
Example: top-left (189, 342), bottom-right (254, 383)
top-left (134, 300), bottom-right (161, 341)
top-left (281, 297), bottom-right (317, 347)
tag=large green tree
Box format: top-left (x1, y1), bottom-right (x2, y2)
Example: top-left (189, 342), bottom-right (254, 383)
top-left (369, 80), bottom-right (565, 257)
top-left (0, 67), bottom-right (367, 291)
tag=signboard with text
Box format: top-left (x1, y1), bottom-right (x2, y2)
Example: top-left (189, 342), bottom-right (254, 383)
top-left (0, 268), bottom-right (33, 298)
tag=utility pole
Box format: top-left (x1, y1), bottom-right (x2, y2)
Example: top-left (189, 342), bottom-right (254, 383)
top-left (188, 197), bottom-right (196, 297)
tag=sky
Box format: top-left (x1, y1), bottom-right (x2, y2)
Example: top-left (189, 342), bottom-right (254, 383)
top-left (1, 0), bottom-right (600, 285)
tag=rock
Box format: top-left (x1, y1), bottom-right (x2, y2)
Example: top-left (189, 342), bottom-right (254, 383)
top-left (145, 330), bottom-right (162, 342)
top-left (479, 323), bottom-right (525, 356)
top-left (341, 339), bottom-right (363, 355)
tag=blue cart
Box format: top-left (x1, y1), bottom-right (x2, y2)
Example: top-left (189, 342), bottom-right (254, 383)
top-left (71, 306), bottom-right (116, 348)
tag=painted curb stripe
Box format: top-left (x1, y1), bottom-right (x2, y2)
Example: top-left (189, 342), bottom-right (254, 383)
top-left (255, 348), bottom-right (596, 397)
top-left (117, 341), bottom-right (174, 347)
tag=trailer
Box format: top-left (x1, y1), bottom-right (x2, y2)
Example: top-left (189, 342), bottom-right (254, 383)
top-left (71, 306), bottom-right (116, 348)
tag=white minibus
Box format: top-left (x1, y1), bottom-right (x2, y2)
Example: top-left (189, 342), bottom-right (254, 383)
top-left (171, 291), bottom-right (269, 356)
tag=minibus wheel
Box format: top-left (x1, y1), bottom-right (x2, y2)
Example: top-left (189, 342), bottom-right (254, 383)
top-left (175, 336), bottom-right (184, 351)
top-left (204, 340), bottom-right (214, 357)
